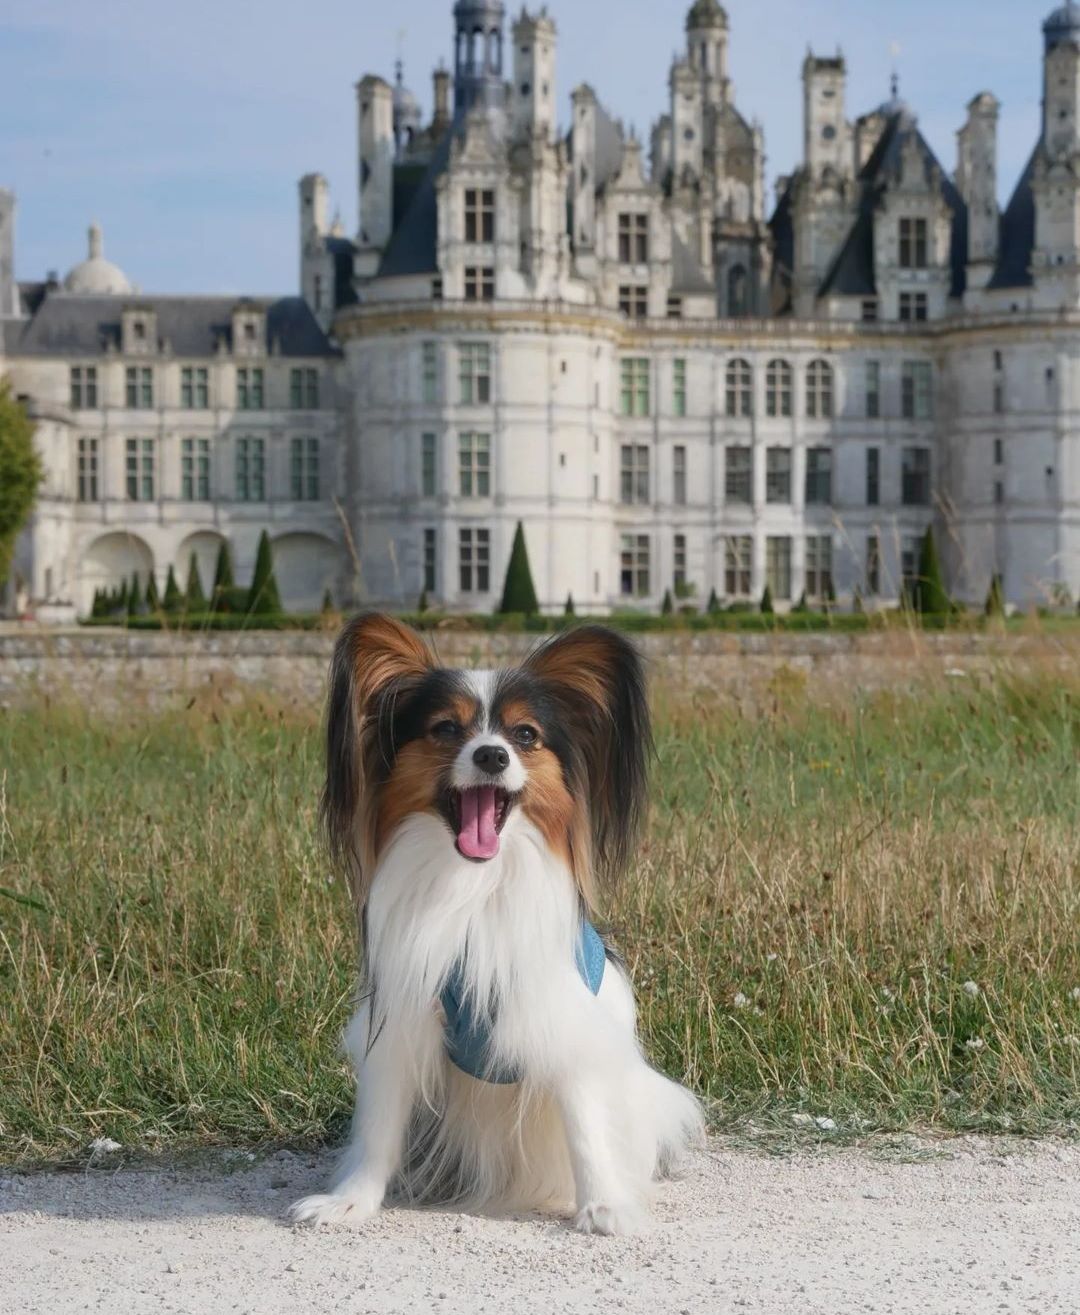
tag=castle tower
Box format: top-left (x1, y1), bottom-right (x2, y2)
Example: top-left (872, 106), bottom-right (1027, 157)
top-left (1033, 5), bottom-right (1080, 301)
top-left (803, 52), bottom-right (851, 180)
top-left (512, 8), bottom-right (557, 143)
top-left (685, 0), bottom-right (729, 105)
top-left (453, 0), bottom-right (506, 117)
top-left (0, 189), bottom-right (17, 318)
top-left (956, 92), bottom-right (1000, 290)
top-left (357, 75), bottom-right (394, 277)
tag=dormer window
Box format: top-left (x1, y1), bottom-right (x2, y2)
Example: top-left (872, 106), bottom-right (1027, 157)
top-left (244, 322), bottom-right (257, 342)
top-left (465, 189), bottom-right (495, 243)
top-left (618, 213), bottom-right (649, 264)
top-left (133, 320), bottom-right (146, 341)
top-left (899, 217), bottom-right (928, 269)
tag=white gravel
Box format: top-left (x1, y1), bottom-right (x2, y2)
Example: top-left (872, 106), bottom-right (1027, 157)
top-left (2, 1138), bottom-right (1078, 1315)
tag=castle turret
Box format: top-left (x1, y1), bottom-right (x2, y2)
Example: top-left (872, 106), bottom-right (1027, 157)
top-left (0, 189), bottom-right (16, 319)
top-left (512, 7), bottom-right (557, 143)
top-left (453, 0), bottom-right (506, 117)
top-left (956, 92), bottom-right (1000, 289)
top-left (686, 0), bottom-right (729, 105)
top-left (357, 75), bottom-right (394, 277)
top-left (1032, 5), bottom-right (1080, 300)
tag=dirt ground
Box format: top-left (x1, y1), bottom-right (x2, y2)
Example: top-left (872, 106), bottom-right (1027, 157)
top-left (2, 1138), bottom-right (1078, 1315)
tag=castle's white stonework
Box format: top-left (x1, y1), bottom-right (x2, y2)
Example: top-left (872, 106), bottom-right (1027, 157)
top-left (4, 1), bottom-right (1080, 616)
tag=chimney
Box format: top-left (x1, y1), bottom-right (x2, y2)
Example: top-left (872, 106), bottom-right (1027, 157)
top-left (433, 64), bottom-right (452, 135)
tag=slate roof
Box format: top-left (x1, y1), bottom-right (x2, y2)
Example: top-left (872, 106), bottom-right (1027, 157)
top-left (4, 294), bottom-right (336, 358)
top-left (817, 107), bottom-right (969, 301)
top-left (987, 147), bottom-right (1037, 290)
top-left (325, 236), bottom-right (359, 308)
top-left (671, 233), bottom-right (714, 293)
top-left (377, 133), bottom-right (452, 279)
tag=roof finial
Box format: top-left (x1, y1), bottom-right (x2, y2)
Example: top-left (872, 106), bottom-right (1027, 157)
top-left (88, 221), bottom-right (102, 260)
top-left (888, 40), bottom-right (902, 103)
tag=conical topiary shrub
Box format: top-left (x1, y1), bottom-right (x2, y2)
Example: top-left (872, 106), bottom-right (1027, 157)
top-left (417, 589), bottom-right (428, 614)
top-left (186, 553), bottom-right (206, 610)
top-left (760, 584), bottom-right (774, 615)
top-left (127, 572), bottom-right (141, 618)
top-left (706, 587), bottom-right (722, 616)
top-left (915, 528), bottom-right (950, 616)
top-left (497, 522), bottom-right (539, 615)
top-left (246, 530), bottom-right (282, 615)
top-left (322, 587), bottom-right (335, 614)
top-left (212, 540), bottom-right (235, 612)
top-left (564, 593), bottom-right (575, 617)
top-left (792, 589), bottom-right (809, 614)
top-left (661, 588), bottom-right (674, 616)
top-left (984, 572), bottom-right (1005, 618)
top-left (163, 565), bottom-right (182, 613)
top-left (145, 571), bottom-right (161, 612)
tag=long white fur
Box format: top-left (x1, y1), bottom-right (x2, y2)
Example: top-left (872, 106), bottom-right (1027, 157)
top-left (291, 671), bottom-right (704, 1235)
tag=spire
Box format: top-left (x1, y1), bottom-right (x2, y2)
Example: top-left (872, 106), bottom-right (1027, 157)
top-left (88, 221), bottom-right (103, 260)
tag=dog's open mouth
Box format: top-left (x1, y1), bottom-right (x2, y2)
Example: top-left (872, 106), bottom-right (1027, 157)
top-left (444, 786), bottom-right (516, 862)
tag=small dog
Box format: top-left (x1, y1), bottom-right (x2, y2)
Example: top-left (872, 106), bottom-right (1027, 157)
top-left (291, 615), bottom-right (703, 1235)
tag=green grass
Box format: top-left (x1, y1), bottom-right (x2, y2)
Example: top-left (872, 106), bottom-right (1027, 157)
top-left (1, 666), bottom-right (1078, 1163)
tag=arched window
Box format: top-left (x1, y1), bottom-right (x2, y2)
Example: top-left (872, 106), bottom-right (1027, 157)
top-left (728, 263), bottom-right (748, 317)
top-left (457, 31), bottom-right (468, 71)
top-left (806, 359), bottom-right (834, 419)
top-left (765, 359), bottom-right (792, 418)
top-left (488, 28), bottom-right (500, 73)
top-left (725, 358), bottom-right (753, 418)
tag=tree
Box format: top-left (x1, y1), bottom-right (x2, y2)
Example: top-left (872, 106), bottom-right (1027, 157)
top-left (211, 540), bottom-right (235, 611)
top-left (661, 588), bottom-right (674, 616)
top-left (0, 380), bottom-right (43, 597)
top-left (417, 589), bottom-right (428, 614)
top-left (163, 565), bottom-right (182, 612)
top-left (127, 572), bottom-right (141, 618)
top-left (246, 530), bottom-right (282, 615)
top-left (914, 528), bottom-right (950, 616)
top-left (706, 587), bottom-right (722, 616)
top-left (186, 553), bottom-right (206, 610)
top-left (145, 571), bottom-right (161, 612)
top-left (564, 593), bottom-right (575, 617)
top-left (497, 521), bottom-right (539, 615)
top-left (984, 572), bottom-right (1005, 619)
top-left (760, 584), bottom-right (774, 615)
top-left (792, 590), bottom-right (810, 614)
top-left (322, 588), bottom-right (335, 614)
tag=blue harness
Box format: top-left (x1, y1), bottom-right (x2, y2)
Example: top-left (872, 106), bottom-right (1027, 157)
top-left (439, 922), bottom-right (607, 1085)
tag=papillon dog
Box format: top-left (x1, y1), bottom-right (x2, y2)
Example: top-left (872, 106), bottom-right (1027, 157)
top-left (290, 614), bottom-right (703, 1235)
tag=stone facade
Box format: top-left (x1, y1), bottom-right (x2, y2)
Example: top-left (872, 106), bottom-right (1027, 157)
top-left (3, 3), bottom-right (1080, 618)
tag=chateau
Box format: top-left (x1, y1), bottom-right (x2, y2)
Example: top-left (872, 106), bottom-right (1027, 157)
top-left (3, 0), bottom-right (1080, 617)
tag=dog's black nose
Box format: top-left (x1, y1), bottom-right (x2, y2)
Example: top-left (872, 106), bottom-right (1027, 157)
top-left (472, 744), bottom-right (510, 776)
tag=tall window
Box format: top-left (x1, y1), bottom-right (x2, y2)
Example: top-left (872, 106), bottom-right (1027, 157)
top-left (181, 367), bottom-right (209, 410)
top-left (459, 432), bottom-right (491, 496)
top-left (766, 447), bottom-right (791, 504)
top-left (765, 536), bottom-right (792, 601)
top-left (459, 343), bottom-right (492, 404)
top-left (993, 437), bottom-right (1004, 466)
top-left (77, 437), bottom-right (98, 502)
top-left (618, 285), bottom-right (648, 318)
top-left (673, 534), bottom-right (687, 591)
top-left (125, 366), bottom-right (153, 409)
top-left (725, 446), bottom-right (752, 503)
top-left (71, 366), bottom-right (98, 410)
top-left (422, 342), bottom-right (439, 404)
top-left (620, 358), bottom-right (650, 417)
top-left (125, 438), bottom-right (155, 501)
top-left (866, 534), bottom-right (881, 595)
top-left (805, 535), bottom-right (833, 599)
top-left (620, 444), bottom-right (650, 505)
top-left (725, 358), bottom-right (753, 418)
top-left (805, 447), bottom-right (833, 505)
top-left (672, 445), bottom-right (687, 506)
top-left (619, 534), bottom-right (650, 597)
top-left (865, 360), bottom-right (881, 418)
top-left (993, 379), bottom-right (1005, 414)
top-left (898, 217), bottom-right (928, 269)
top-left (673, 359), bottom-right (687, 417)
top-left (902, 447), bottom-right (931, 506)
top-left (901, 536), bottom-right (921, 596)
top-left (866, 447), bottom-right (880, 506)
top-left (423, 528), bottom-right (437, 594)
top-left (901, 361), bottom-right (933, 419)
top-left (806, 359), bottom-right (833, 418)
top-left (861, 299), bottom-right (879, 323)
top-left (724, 535), bottom-right (752, 597)
top-left (618, 212), bottom-right (649, 263)
top-left (421, 433), bottom-right (438, 497)
top-left (181, 437), bottom-right (211, 501)
top-left (464, 266), bottom-right (495, 301)
top-left (235, 437), bottom-right (266, 502)
top-left (236, 367), bottom-right (264, 410)
top-left (459, 528), bottom-right (490, 592)
top-left (290, 437), bottom-right (320, 501)
top-left (289, 368), bottom-right (319, 409)
top-left (765, 359), bottom-right (792, 418)
top-left (464, 188), bottom-right (496, 243)
top-left (899, 292), bottom-right (928, 323)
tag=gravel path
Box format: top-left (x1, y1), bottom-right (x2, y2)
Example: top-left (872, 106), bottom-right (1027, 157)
top-left (2, 1139), bottom-right (1078, 1315)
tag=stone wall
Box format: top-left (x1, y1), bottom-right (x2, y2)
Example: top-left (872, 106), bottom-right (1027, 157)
top-left (1, 625), bottom-right (1076, 711)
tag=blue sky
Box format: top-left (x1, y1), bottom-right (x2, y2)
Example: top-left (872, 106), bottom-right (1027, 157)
top-left (0, 0), bottom-right (1048, 296)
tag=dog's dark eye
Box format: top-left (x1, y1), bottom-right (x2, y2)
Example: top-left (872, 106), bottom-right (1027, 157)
top-left (431, 720), bottom-right (462, 741)
top-left (511, 724), bottom-right (539, 747)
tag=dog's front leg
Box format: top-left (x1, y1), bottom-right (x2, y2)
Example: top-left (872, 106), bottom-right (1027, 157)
top-left (290, 1003), bottom-right (416, 1227)
top-left (555, 1072), bottom-right (645, 1236)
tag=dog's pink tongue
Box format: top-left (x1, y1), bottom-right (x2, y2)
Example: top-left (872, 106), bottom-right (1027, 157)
top-left (457, 786), bottom-right (500, 860)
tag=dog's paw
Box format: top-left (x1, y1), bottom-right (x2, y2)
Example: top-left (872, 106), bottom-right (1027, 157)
top-left (573, 1200), bottom-right (644, 1237)
top-left (288, 1190), bottom-right (381, 1228)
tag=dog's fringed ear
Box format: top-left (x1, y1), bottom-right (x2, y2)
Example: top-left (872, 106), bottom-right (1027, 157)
top-left (323, 613), bottom-right (433, 902)
top-left (525, 625), bottom-right (651, 888)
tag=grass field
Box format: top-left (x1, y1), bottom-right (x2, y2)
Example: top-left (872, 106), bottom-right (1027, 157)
top-left (1, 662), bottom-right (1078, 1163)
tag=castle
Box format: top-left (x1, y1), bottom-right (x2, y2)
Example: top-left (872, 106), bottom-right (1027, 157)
top-left (2, 0), bottom-right (1079, 617)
